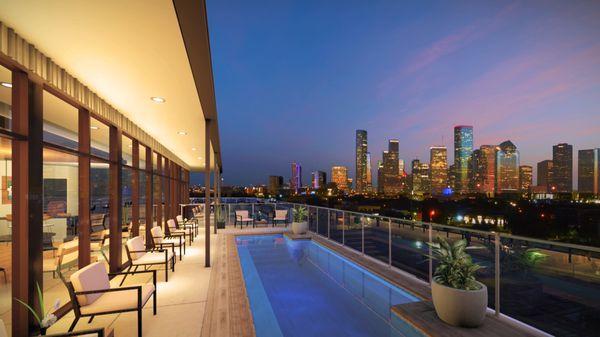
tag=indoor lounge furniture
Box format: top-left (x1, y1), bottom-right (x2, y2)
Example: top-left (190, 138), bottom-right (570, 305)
top-left (235, 210), bottom-right (254, 228)
top-left (150, 226), bottom-right (185, 260)
top-left (64, 262), bottom-right (157, 337)
top-left (124, 236), bottom-right (175, 283)
top-left (43, 239), bottom-right (79, 279)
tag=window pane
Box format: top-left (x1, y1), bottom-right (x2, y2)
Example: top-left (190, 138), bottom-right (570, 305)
top-left (90, 117), bottom-right (109, 159)
top-left (122, 135), bottom-right (133, 166)
top-left (139, 144), bottom-right (146, 170)
top-left (122, 167), bottom-right (133, 264)
top-left (42, 148), bottom-right (79, 314)
top-left (0, 65), bottom-right (11, 131)
top-left (0, 137), bottom-right (12, 329)
top-left (139, 171), bottom-right (147, 225)
top-left (43, 91), bottom-right (79, 151)
top-left (90, 159), bottom-right (109, 265)
top-left (153, 152), bottom-right (158, 173)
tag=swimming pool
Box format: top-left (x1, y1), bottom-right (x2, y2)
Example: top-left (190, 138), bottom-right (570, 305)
top-left (236, 234), bottom-right (422, 337)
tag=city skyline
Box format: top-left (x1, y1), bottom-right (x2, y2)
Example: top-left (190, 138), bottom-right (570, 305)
top-left (201, 0), bottom-right (600, 186)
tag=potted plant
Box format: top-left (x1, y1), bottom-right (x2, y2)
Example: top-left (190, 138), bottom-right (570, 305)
top-left (291, 207), bottom-right (308, 234)
top-left (15, 282), bottom-right (60, 335)
top-left (428, 237), bottom-right (487, 328)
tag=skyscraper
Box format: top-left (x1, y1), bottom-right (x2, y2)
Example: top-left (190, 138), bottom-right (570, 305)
top-left (411, 159), bottom-right (430, 196)
top-left (381, 139), bottom-right (402, 195)
top-left (377, 160), bottom-right (384, 195)
top-left (471, 145), bottom-right (496, 195)
top-left (537, 160), bottom-right (553, 192)
top-left (331, 166), bottom-right (349, 192)
top-left (578, 149), bottom-right (599, 195)
top-left (429, 146), bottom-right (448, 195)
top-left (268, 175), bottom-right (283, 195)
top-left (519, 165), bottom-right (533, 193)
top-left (454, 125), bottom-right (474, 194)
top-left (311, 171), bottom-right (327, 189)
top-left (355, 130), bottom-right (368, 194)
top-left (366, 152), bottom-right (373, 192)
top-left (552, 143), bottom-right (573, 193)
top-left (290, 162), bottom-right (302, 194)
top-left (495, 140), bottom-right (519, 193)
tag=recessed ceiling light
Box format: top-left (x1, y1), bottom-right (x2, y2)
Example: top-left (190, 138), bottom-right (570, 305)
top-left (128, 144), bottom-right (133, 148)
top-left (191, 148), bottom-right (197, 151)
top-left (0, 82), bottom-right (12, 88)
top-left (177, 131), bottom-right (187, 136)
top-left (197, 157), bottom-right (203, 160)
top-left (150, 96), bottom-right (166, 103)
top-left (90, 126), bottom-right (99, 130)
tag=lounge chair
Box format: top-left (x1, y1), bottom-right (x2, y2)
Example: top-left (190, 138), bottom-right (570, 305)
top-left (64, 262), bottom-right (156, 337)
top-left (176, 214), bottom-right (198, 236)
top-left (272, 210), bottom-right (289, 227)
top-left (43, 239), bottom-right (79, 279)
top-left (124, 236), bottom-right (175, 283)
top-left (150, 226), bottom-right (185, 260)
top-left (235, 210), bottom-right (254, 228)
top-left (167, 219), bottom-right (194, 244)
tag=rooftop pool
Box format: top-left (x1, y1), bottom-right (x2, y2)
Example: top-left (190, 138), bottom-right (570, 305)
top-left (236, 234), bottom-right (421, 337)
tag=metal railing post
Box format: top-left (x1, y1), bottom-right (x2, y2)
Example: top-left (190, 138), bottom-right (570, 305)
top-left (252, 203), bottom-right (255, 220)
top-left (228, 204), bottom-right (231, 226)
top-left (316, 207), bottom-right (319, 235)
top-left (342, 212), bottom-right (345, 245)
top-left (495, 232), bottom-right (500, 316)
top-left (327, 210), bottom-right (331, 238)
top-left (361, 216), bottom-right (365, 255)
top-left (428, 224), bottom-right (433, 283)
top-left (388, 218), bottom-right (392, 268)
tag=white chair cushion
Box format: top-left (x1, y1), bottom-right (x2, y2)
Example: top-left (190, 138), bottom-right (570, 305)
top-left (275, 210), bottom-right (288, 219)
top-left (151, 226), bottom-right (164, 243)
top-left (70, 262), bottom-right (110, 306)
top-left (167, 219), bottom-right (177, 231)
top-left (162, 237), bottom-right (183, 247)
top-left (171, 228), bottom-right (192, 235)
top-left (126, 236), bottom-right (146, 260)
top-left (176, 215), bottom-right (184, 223)
top-left (235, 210), bottom-right (249, 218)
top-left (80, 283), bottom-right (155, 315)
top-left (133, 250), bottom-right (174, 265)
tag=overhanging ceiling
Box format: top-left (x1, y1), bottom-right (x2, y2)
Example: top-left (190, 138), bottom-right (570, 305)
top-left (0, 0), bottom-right (221, 171)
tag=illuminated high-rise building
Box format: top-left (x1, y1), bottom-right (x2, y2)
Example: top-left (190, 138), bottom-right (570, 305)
top-left (377, 161), bottom-right (384, 194)
top-left (519, 165), bottom-right (533, 193)
top-left (471, 145), bottom-right (496, 195)
top-left (366, 152), bottom-right (373, 192)
top-left (290, 162), bottom-right (302, 194)
top-left (454, 125), bottom-right (473, 194)
top-left (552, 143), bottom-right (573, 193)
top-left (429, 146), bottom-right (448, 195)
top-left (411, 159), bottom-right (430, 196)
top-left (268, 175), bottom-right (283, 195)
top-left (355, 130), bottom-right (368, 193)
top-left (448, 164), bottom-right (456, 192)
top-left (311, 171), bottom-right (326, 189)
top-left (331, 166), bottom-right (349, 192)
top-left (398, 159), bottom-right (405, 175)
top-left (495, 140), bottom-right (519, 193)
top-left (537, 160), bottom-right (553, 192)
top-left (381, 139), bottom-right (402, 195)
top-left (578, 149), bottom-right (599, 195)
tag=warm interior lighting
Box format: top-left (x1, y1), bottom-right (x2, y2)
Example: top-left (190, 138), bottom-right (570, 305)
top-left (177, 131), bottom-right (187, 135)
top-left (150, 96), bottom-right (166, 103)
top-left (197, 156), bottom-right (203, 160)
top-left (191, 147), bottom-right (197, 151)
top-left (0, 82), bottom-right (12, 88)
top-left (90, 126), bottom-right (99, 130)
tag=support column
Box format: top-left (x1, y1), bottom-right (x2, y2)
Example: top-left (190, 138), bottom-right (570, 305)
top-left (109, 127), bottom-right (122, 272)
top-left (204, 119), bottom-right (211, 267)
top-left (145, 146), bottom-right (154, 245)
top-left (213, 162), bottom-right (218, 234)
top-left (131, 140), bottom-right (140, 236)
top-left (156, 154), bottom-right (163, 229)
top-left (78, 108), bottom-right (91, 268)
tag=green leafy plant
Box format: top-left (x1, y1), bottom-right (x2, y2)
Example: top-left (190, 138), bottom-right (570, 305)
top-left (15, 282), bottom-right (60, 333)
top-left (293, 207), bottom-right (307, 222)
top-left (428, 237), bottom-right (483, 291)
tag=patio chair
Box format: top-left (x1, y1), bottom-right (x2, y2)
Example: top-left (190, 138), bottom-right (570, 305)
top-left (272, 209), bottom-right (289, 227)
top-left (90, 229), bottom-right (110, 262)
top-left (150, 226), bottom-right (185, 260)
top-left (64, 262), bottom-right (156, 337)
top-left (176, 214), bottom-right (198, 236)
top-left (43, 239), bottom-right (79, 279)
top-left (235, 210), bottom-right (254, 228)
top-left (124, 236), bottom-right (175, 283)
top-left (167, 219), bottom-right (194, 244)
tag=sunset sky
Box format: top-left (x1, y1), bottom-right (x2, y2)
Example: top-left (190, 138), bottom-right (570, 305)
top-left (199, 0), bottom-right (600, 186)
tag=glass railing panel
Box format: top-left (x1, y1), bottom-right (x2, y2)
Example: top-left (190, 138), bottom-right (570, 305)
top-left (329, 210), bottom-right (344, 245)
top-left (229, 203), bottom-right (253, 228)
top-left (390, 219), bottom-right (429, 281)
top-left (254, 203), bottom-right (275, 226)
top-left (316, 208), bottom-right (328, 237)
top-left (308, 206), bottom-right (318, 232)
top-left (499, 237), bottom-right (600, 336)
top-left (274, 203), bottom-right (293, 227)
top-left (345, 213), bottom-right (363, 253)
top-left (363, 215), bottom-right (389, 266)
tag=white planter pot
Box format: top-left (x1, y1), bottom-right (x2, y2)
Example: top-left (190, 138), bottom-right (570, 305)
top-left (431, 279), bottom-right (487, 328)
top-left (291, 222), bottom-right (308, 235)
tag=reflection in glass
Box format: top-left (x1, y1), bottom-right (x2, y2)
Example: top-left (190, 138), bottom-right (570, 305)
top-left (122, 135), bottom-right (133, 166)
top-left (0, 65), bottom-right (12, 131)
top-left (42, 148), bottom-right (79, 315)
top-left (90, 160), bottom-right (109, 265)
top-left (43, 91), bottom-right (78, 151)
top-left (0, 137), bottom-right (12, 333)
top-left (90, 118), bottom-right (109, 159)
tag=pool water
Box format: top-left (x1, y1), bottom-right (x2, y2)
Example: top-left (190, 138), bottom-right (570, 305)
top-left (236, 234), bottom-right (421, 337)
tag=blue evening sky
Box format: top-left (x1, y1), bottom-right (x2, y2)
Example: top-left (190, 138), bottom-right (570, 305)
top-left (195, 0), bottom-right (600, 187)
